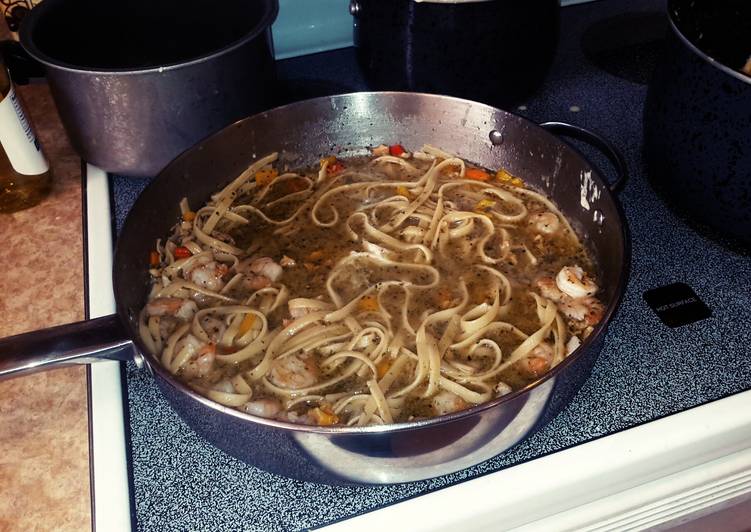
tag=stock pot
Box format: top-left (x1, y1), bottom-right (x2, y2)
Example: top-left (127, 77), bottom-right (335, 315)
top-left (352, 0), bottom-right (559, 107)
top-left (0, 92), bottom-right (629, 484)
top-left (644, 0), bottom-right (751, 245)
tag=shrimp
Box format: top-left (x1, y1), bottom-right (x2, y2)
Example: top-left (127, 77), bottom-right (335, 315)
top-left (174, 333), bottom-right (204, 358)
top-left (243, 275), bottom-right (272, 291)
top-left (517, 342), bottom-right (553, 379)
top-left (182, 351), bottom-right (216, 379)
top-left (268, 353), bottom-right (320, 389)
top-left (237, 256), bottom-right (283, 291)
top-left (146, 297), bottom-right (197, 320)
top-left (559, 296), bottom-right (604, 327)
top-left (556, 265), bottom-right (598, 298)
top-left (536, 269), bottom-right (603, 327)
top-left (238, 256), bottom-right (283, 282)
top-left (536, 276), bottom-right (564, 303)
top-left (185, 255), bottom-right (229, 292)
top-left (158, 316), bottom-right (180, 341)
top-left (241, 398), bottom-right (282, 418)
top-left (528, 212), bottom-right (560, 235)
top-left (431, 390), bottom-right (468, 416)
top-left (175, 335), bottom-right (217, 379)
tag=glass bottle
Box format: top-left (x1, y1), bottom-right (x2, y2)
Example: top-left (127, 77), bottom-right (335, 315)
top-left (0, 54), bottom-right (51, 213)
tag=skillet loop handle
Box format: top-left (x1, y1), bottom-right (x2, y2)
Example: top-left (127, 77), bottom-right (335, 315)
top-left (0, 314), bottom-right (134, 381)
top-left (539, 121), bottom-right (628, 193)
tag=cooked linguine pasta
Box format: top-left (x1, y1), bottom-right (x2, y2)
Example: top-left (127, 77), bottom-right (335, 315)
top-left (139, 144), bottom-right (604, 426)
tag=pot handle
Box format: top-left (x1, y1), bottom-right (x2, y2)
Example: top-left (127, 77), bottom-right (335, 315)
top-left (539, 121), bottom-right (628, 193)
top-left (0, 314), bottom-right (134, 380)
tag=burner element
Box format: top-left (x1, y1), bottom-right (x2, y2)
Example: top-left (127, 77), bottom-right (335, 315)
top-left (643, 282), bottom-right (712, 328)
top-left (581, 12), bottom-right (666, 85)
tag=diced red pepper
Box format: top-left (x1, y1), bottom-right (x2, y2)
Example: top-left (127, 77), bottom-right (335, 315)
top-left (389, 144), bottom-right (405, 157)
top-left (173, 246), bottom-right (192, 259)
top-left (327, 160), bottom-right (346, 175)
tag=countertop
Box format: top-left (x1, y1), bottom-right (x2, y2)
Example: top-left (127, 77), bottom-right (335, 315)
top-left (0, 83), bottom-right (91, 531)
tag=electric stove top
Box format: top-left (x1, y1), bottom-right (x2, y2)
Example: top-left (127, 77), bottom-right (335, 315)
top-left (84, 1), bottom-right (751, 530)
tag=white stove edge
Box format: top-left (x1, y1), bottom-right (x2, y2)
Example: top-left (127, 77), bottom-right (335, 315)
top-left (85, 165), bottom-right (751, 532)
top-left (86, 165), bottom-right (132, 532)
top-left (320, 394), bottom-right (751, 532)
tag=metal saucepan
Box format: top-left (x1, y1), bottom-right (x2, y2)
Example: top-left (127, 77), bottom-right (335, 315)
top-left (19, 0), bottom-right (279, 177)
top-left (0, 92), bottom-right (629, 484)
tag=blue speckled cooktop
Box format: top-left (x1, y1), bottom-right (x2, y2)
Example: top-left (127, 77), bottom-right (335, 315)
top-left (109, 1), bottom-right (751, 530)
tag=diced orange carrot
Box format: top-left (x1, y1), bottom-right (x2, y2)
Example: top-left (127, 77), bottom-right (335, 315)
top-left (307, 250), bottom-right (324, 262)
top-left (320, 156), bottom-right (336, 167)
top-left (173, 246), bottom-right (192, 259)
top-left (395, 186), bottom-right (411, 198)
top-left (465, 168), bottom-right (491, 181)
top-left (358, 295), bottom-right (379, 312)
top-left (238, 314), bottom-right (256, 335)
top-left (309, 405), bottom-right (339, 426)
top-left (182, 210), bottom-right (196, 222)
top-left (149, 250), bottom-right (160, 267)
top-left (376, 358), bottom-right (392, 379)
top-left (255, 168), bottom-right (278, 186)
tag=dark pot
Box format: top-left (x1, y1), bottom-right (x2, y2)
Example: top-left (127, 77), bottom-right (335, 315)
top-left (352, 0), bottom-right (559, 108)
top-left (20, 0), bottom-right (278, 177)
top-left (644, 0), bottom-right (751, 246)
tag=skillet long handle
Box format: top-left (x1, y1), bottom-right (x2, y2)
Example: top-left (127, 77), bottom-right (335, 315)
top-left (0, 314), bottom-right (134, 380)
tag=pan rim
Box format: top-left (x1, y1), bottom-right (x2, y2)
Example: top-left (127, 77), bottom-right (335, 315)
top-left (666, 0), bottom-right (751, 86)
top-left (114, 91), bottom-right (631, 436)
top-left (19, 0), bottom-right (279, 76)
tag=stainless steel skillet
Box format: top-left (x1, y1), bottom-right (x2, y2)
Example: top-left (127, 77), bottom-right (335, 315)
top-left (0, 92), bottom-right (629, 484)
